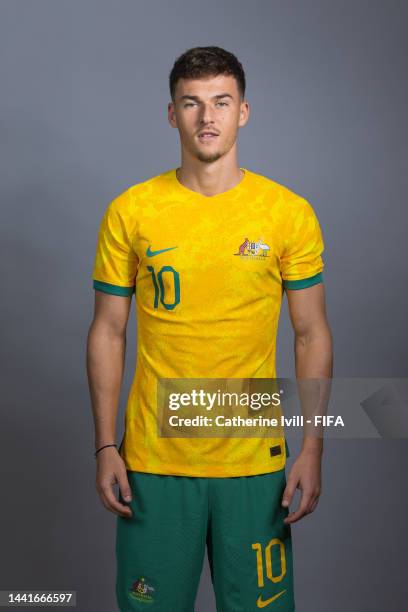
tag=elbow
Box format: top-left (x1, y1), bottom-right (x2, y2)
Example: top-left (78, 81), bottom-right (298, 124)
top-left (87, 318), bottom-right (127, 344)
top-left (294, 321), bottom-right (333, 350)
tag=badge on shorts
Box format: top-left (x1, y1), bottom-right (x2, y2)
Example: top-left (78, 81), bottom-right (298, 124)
top-left (129, 576), bottom-right (156, 603)
top-left (270, 445), bottom-right (282, 457)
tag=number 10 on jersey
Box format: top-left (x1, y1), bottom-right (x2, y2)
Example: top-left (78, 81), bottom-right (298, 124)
top-left (147, 265), bottom-right (180, 310)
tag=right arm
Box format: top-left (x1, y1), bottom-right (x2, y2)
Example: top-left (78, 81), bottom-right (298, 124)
top-left (86, 290), bottom-right (134, 517)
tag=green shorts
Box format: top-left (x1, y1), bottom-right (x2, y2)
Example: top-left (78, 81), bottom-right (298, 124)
top-left (116, 469), bottom-right (295, 611)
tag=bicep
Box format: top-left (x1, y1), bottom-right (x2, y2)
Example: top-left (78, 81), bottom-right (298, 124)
top-left (285, 283), bottom-right (328, 337)
top-left (92, 290), bottom-right (133, 336)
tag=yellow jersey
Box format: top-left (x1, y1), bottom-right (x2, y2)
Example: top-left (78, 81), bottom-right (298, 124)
top-left (92, 167), bottom-right (325, 476)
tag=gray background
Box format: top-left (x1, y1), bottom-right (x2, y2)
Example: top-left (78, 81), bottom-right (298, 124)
top-left (1, 0), bottom-right (407, 610)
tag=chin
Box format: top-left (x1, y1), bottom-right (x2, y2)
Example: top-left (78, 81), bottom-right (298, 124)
top-left (195, 150), bottom-right (224, 163)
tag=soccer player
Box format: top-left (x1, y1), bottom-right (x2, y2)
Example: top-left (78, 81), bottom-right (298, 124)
top-left (87, 46), bottom-right (333, 612)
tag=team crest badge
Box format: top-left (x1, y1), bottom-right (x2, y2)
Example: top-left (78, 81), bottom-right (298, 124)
top-left (129, 576), bottom-right (156, 603)
top-left (234, 237), bottom-right (270, 259)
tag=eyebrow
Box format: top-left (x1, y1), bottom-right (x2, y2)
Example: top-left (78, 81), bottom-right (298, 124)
top-left (179, 93), bottom-right (234, 102)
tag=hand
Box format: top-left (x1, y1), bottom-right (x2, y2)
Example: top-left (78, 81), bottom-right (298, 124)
top-left (281, 448), bottom-right (322, 524)
top-left (95, 446), bottom-right (133, 518)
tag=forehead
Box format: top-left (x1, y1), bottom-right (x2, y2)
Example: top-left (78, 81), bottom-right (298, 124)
top-left (175, 74), bottom-right (239, 100)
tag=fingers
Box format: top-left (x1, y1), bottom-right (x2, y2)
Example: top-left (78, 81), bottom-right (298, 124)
top-left (96, 469), bottom-right (133, 518)
top-left (284, 488), bottom-right (321, 525)
top-left (117, 473), bottom-right (132, 503)
top-left (309, 495), bottom-right (320, 513)
top-left (98, 480), bottom-right (133, 518)
top-left (281, 475), bottom-right (297, 509)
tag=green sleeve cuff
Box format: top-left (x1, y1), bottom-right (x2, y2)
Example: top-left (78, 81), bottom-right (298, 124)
top-left (283, 271), bottom-right (323, 290)
top-left (93, 279), bottom-right (135, 296)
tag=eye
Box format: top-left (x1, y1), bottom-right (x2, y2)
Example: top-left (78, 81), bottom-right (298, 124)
top-left (184, 102), bottom-right (196, 107)
top-left (216, 101), bottom-right (228, 107)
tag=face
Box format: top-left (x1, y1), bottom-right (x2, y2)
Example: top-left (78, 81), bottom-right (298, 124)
top-left (168, 74), bottom-right (249, 163)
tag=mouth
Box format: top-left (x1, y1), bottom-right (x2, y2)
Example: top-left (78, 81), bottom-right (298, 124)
top-left (197, 131), bottom-right (219, 142)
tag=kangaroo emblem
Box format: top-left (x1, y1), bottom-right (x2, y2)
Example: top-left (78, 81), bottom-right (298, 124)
top-left (234, 237), bottom-right (271, 258)
top-left (235, 237), bottom-right (249, 256)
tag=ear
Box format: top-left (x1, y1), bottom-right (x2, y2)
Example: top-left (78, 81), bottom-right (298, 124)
top-left (168, 101), bottom-right (177, 128)
top-left (238, 100), bottom-right (249, 127)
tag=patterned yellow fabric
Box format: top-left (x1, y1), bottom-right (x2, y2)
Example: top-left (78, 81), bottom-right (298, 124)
top-left (92, 167), bottom-right (325, 476)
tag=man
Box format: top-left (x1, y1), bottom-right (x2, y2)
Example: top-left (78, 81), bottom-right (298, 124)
top-left (87, 46), bottom-right (333, 612)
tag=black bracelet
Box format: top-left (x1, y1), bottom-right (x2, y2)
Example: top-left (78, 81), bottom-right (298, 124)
top-left (94, 443), bottom-right (117, 458)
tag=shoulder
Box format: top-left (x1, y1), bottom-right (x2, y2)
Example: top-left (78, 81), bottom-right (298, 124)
top-left (128, 168), bottom-right (175, 201)
top-left (245, 169), bottom-right (317, 221)
top-left (247, 169), bottom-right (309, 202)
top-left (104, 169), bottom-right (173, 218)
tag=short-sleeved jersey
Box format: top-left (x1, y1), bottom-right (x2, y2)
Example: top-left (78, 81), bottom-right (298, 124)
top-left (92, 167), bottom-right (325, 477)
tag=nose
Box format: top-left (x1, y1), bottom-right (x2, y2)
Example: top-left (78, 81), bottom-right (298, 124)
top-left (199, 102), bottom-right (216, 125)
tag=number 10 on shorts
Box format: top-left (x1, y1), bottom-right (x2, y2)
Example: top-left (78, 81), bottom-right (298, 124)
top-left (252, 538), bottom-right (287, 587)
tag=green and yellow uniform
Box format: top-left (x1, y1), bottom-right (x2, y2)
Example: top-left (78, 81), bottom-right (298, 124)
top-left (92, 167), bottom-right (325, 610)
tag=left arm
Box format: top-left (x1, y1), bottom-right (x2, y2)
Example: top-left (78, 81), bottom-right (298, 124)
top-left (282, 282), bottom-right (333, 524)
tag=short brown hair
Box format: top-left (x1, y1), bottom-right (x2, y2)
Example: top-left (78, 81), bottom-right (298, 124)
top-left (169, 46), bottom-right (246, 101)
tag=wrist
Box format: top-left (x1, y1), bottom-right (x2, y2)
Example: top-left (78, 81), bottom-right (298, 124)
top-left (301, 438), bottom-right (323, 456)
top-left (94, 442), bottom-right (117, 458)
top-left (95, 434), bottom-right (116, 451)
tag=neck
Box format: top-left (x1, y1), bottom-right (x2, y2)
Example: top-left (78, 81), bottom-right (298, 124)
top-left (176, 155), bottom-right (243, 197)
